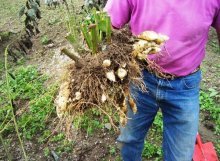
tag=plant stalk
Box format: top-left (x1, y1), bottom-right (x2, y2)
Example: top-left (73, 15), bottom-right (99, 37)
top-left (0, 134), bottom-right (12, 161)
top-left (81, 25), bottom-right (92, 49)
top-left (106, 16), bottom-right (112, 43)
top-left (4, 45), bottom-right (28, 161)
top-left (60, 48), bottom-right (84, 68)
top-left (89, 24), bottom-right (98, 54)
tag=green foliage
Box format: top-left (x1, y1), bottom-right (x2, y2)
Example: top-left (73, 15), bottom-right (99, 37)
top-left (38, 130), bottom-right (51, 143)
top-left (65, 4), bottom-right (84, 51)
top-left (208, 28), bottom-right (220, 53)
top-left (9, 66), bottom-right (47, 100)
top-left (19, 87), bottom-right (56, 139)
top-left (115, 156), bottom-right (122, 161)
top-left (0, 60), bottom-right (4, 74)
top-left (215, 140), bottom-right (220, 156)
top-left (81, 10), bottom-right (112, 54)
top-left (73, 108), bottom-right (111, 135)
top-left (200, 89), bottom-right (220, 134)
top-left (142, 112), bottom-right (163, 160)
top-left (19, 0), bottom-right (41, 36)
top-left (142, 141), bottom-right (162, 159)
top-left (41, 133), bottom-right (75, 157)
top-left (0, 66), bottom-right (57, 139)
top-left (41, 35), bottom-right (50, 45)
top-left (43, 147), bottom-right (50, 157)
top-left (208, 38), bottom-right (220, 53)
top-left (3, 46), bottom-right (28, 160)
top-left (55, 140), bottom-right (75, 155)
top-left (0, 31), bottom-right (11, 41)
top-left (51, 133), bottom-right (65, 142)
top-left (48, 18), bottom-right (60, 25)
top-left (65, 6), bottom-right (112, 54)
top-left (108, 145), bottom-right (116, 155)
top-left (152, 112), bottom-right (163, 132)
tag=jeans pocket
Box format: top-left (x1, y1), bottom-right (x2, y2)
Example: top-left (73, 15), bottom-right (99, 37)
top-left (182, 70), bottom-right (201, 89)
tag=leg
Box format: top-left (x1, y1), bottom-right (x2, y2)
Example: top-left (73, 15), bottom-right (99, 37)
top-left (160, 71), bottom-right (201, 161)
top-left (118, 72), bottom-right (160, 161)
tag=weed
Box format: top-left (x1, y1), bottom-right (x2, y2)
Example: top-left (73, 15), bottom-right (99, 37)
top-left (215, 140), bottom-right (220, 156)
top-left (3, 46), bottom-right (28, 160)
top-left (73, 108), bottom-right (112, 136)
top-left (200, 89), bottom-right (220, 134)
top-left (0, 134), bottom-right (13, 160)
top-left (51, 133), bottom-right (65, 142)
top-left (152, 112), bottom-right (163, 132)
top-left (38, 130), bottom-right (51, 143)
top-left (208, 38), bottom-right (220, 53)
top-left (55, 139), bottom-right (75, 155)
top-left (41, 128), bottom-right (75, 157)
top-left (65, 1), bottom-right (84, 52)
top-left (142, 112), bottom-right (163, 160)
top-left (81, 10), bottom-right (112, 54)
top-left (109, 145), bottom-right (116, 155)
top-left (0, 66), bottom-right (57, 139)
top-left (43, 147), bottom-right (50, 157)
top-left (41, 35), bottom-right (50, 45)
top-left (208, 28), bottom-right (220, 53)
top-left (0, 60), bottom-right (4, 74)
top-left (0, 31), bottom-right (11, 41)
top-left (48, 18), bottom-right (60, 25)
top-left (19, 0), bottom-right (41, 36)
top-left (142, 141), bottom-right (162, 159)
top-left (115, 156), bottom-right (122, 161)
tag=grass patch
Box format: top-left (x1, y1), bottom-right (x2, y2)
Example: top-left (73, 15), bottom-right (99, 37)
top-left (0, 0), bottom-right (25, 28)
top-left (200, 89), bottom-right (220, 134)
top-left (200, 88), bottom-right (220, 156)
top-left (41, 35), bottom-right (50, 45)
top-left (208, 39), bottom-right (220, 53)
top-left (143, 112), bottom-right (163, 160)
top-left (142, 141), bottom-right (162, 159)
top-left (73, 108), bottom-right (113, 136)
top-left (208, 28), bottom-right (220, 53)
top-left (0, 66), bottom-right (58, 139)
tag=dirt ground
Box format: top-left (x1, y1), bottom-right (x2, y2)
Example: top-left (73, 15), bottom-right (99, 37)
top-left (0, 0), bottom-right (219, 160)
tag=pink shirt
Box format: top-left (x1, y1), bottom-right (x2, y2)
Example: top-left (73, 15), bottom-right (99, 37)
top-left (105, 0), bottom-right (220, 76)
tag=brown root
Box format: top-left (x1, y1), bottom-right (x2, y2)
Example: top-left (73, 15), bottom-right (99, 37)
top-left (55, 28), bottom-right (169, 135)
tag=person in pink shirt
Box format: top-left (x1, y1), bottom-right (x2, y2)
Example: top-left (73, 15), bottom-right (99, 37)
top-left (104, 0), bottom-right (220, 161)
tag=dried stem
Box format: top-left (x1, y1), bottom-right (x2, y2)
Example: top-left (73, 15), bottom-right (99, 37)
top-left (61, 48), bottom-right (84, 68)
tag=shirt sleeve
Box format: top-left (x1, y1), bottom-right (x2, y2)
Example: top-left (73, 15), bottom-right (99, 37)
top-left (104, 0), bottom-right (131, 29)
top-left (212, 9), bottom-right (220, 33)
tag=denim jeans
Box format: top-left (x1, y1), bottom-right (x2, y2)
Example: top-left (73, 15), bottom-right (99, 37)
top-left (117, 69), bottom-right (202, 161)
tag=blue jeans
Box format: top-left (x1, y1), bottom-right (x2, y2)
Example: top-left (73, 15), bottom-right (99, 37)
top-left (118, 69), bottom-right (201, 161)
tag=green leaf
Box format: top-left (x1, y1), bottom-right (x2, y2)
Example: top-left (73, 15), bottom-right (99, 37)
top-left (106, 15), bottom-right (112, 43)
top-left (81, 25), bottom-right (92, 49)
top-left (19, 6), bottom-right (26, 18)
top-left (27, 9), bottom-right (37, 21)
top-left (208, 88), bottom-right (219, 97)
top-left (30, 1), bottom-right (39, 12)
top-left (66, 33), bottom-right (76, 44)
top-left (98, 20), bottom-right (107, 32)
top-left (35, 0), bottom-right (40, 7)
top-left (90, 24), bottom-right (99, 54)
